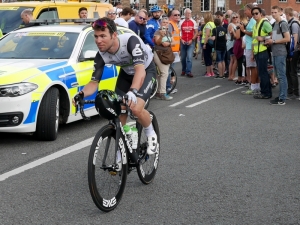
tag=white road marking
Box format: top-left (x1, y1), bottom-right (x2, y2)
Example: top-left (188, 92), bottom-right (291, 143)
top-left (0, 121), bottom-right (136, 182)
top-left (0, 138), bottom-right (93, 182)
top-left (186, 87), bottom-right (244, 108)
top-left (169, 86), bottom-right (221, 107)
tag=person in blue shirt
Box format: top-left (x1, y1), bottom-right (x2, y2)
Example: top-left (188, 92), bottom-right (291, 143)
top-left (144, 5), bottom-right (162, 47)
top-left (128, 10), bottom-right (147, 43)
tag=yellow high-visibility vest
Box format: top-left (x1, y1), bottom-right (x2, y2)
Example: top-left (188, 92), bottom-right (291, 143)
top-left (252, 19), bottom-right (269, 54)
top-left (201, 21), bottom-right (216, 44)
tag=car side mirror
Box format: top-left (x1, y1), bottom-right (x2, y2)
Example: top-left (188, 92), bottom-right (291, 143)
top-left (79, 50), bottom-right (97, 62)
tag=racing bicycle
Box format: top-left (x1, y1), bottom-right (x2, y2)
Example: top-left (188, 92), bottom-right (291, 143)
top-left (75, 90), bottom-right (160, 212)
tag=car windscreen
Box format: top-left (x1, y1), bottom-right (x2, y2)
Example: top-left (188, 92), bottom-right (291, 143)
top-left (0, 31), bottom-right (79, 59)
top-left (0, 7), bottom-right (34, 34)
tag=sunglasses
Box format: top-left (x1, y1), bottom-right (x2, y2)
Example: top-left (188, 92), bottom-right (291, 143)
top-left (92, 19), bottom-right (115, 32)
top-left (107, 12), bottom-right (116, 15)
top-left (138, 16), bottom-right (147, 21)
top-left (232, 16), bottom-right (238, 19)
top-left (252, 12), bottom-right (259, 16)
top-left (173, 14), bottom-right (180, 16)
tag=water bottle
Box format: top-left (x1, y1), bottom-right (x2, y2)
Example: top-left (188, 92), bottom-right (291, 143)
top-left (123, 125), bottom-right (132, 145)
top-left (131, 127), bottom-right (138, 150)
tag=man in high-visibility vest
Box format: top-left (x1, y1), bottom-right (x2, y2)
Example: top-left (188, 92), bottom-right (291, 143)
top-left (166, 9), bottom-right (181, 93)
top-left (251, 7), bottom-right (273, 99)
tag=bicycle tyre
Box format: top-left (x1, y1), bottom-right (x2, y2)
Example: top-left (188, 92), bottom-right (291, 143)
top-left (166, 66), bottom-right (177, 95)
top-left (136, 111), bottom-right (160, 184)
top-left (88, 124), bottom-right (128, 212)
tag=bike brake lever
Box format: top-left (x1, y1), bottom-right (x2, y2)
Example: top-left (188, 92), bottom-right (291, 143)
top-left (79, 106), bottom-right (90, 120)
top-left (74, 95), bottom-right (80, 116)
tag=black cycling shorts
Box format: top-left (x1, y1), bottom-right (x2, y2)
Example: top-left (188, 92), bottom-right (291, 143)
top-left (115, 61), bottom-right (156, 102)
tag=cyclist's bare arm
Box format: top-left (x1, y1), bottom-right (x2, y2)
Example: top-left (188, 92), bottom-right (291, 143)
top-left (81, 81), bottom-right (99, 96)
top-left (72, 53), bottom-right (105, 106)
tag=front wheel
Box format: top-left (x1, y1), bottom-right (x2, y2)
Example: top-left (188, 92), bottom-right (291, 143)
top-left (136, 111), bottom-right (160, 184)
top-left (88, 125), bottom-right (128, 212)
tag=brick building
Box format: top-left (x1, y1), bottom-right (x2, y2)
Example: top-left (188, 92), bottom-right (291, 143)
top-left (229, 0), bottom-right (300, 15)
top-left (110, 0), bottom-right (222, 18)
top-left (111, 0), bottom-right (300, 17)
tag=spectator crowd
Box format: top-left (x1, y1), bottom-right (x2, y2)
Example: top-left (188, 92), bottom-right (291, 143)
top-left (105, 2), bottom-right (300, 105)
top-left (3, 2), bottom-right (300, 105)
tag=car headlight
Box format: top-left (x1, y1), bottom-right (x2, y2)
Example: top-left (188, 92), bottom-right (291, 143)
top-left (0, 83), bottom-right (38, 97)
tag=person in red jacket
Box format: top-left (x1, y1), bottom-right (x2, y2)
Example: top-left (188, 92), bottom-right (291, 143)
top-left (178, 8), bottom-right (198, 77)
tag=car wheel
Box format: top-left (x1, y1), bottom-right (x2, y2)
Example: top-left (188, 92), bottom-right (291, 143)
top-left (35, 87), bottom-right (60, 141)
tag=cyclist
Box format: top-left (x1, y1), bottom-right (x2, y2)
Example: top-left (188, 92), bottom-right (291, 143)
top-left (72, 17), bottom-right (158, 155)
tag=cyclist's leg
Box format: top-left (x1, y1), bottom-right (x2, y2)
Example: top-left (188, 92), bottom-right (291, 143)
top-left (131, 62), bottom-right (156, 127)
top-left (130, 61), bottom-right (158, 155)
top-left (115, 69), bottom-right (132, 125)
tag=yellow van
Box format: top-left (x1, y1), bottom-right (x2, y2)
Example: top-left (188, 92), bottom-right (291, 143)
top-left (0, 0), bottom-right (113, 34)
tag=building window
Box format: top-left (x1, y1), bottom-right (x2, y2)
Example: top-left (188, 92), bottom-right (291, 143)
top-left (201, 0), bottom-right (210, 11)
top-left (257, 0), bottom-right (262, 4)
top-left (111, 0), bottom-right (120, 7)
top-left (217, 0), bottom-right (225, 12)
top-left (236, 0), bottom-right (241, 5)
top-left (278, 0), bottom-right (287, 2)
top-left (184, 0), bottom-right (192, 11)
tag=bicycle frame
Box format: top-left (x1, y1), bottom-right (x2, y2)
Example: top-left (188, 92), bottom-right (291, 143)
top-left (113, 115), bottom-right (140, 167)
top-left (75, 98), bottom-right (141, 168)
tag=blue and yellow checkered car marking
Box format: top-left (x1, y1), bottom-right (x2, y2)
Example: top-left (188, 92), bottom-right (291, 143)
top-left (20, 62), bottom-right (119, 123)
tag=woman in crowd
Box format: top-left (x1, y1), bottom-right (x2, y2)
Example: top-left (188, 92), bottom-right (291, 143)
top-left (153, 17), bottom-right (174, 100)
top-left (226, 12), bottom-right (239, 81)
top-left (233, 9), bottom-right (247, 84)
top-left (202, 12), bottom-right (216, 77)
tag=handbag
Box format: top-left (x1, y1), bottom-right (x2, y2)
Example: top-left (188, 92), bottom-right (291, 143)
top-left (154, 33), bottom-right (175, 65)
top-left (233, 38), bottom-right (243, 59)
top-left (208, 39), bottom-right (214, 47)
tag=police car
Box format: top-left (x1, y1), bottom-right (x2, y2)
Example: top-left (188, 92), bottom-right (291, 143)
top-left (0, 19), bottom-right (134, 141)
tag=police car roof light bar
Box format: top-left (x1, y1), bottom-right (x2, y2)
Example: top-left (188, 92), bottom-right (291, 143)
top-left (29, 18), bottom-right (97, 25)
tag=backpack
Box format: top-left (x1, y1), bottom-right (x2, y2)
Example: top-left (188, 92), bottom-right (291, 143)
top-left (273, 20), bottom-right (299, 58)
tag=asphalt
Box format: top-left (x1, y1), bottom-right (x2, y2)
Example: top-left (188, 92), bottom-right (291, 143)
top-left (1, 57), bottom-right (300, 224)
